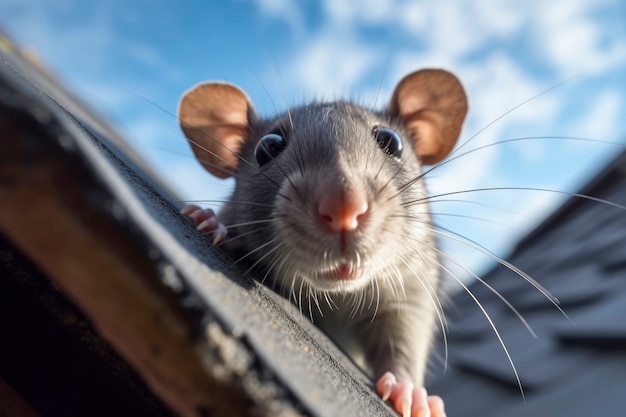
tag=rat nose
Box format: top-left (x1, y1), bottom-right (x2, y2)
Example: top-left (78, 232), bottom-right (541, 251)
top-left (318, 191), bottom-right (369, 232)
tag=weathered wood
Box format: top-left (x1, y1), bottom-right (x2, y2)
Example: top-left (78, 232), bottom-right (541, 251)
top-left (0, 60), bottom-right (253, 417)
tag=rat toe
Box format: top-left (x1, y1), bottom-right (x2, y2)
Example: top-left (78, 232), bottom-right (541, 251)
top-left (427, 395), bottom-right (445, 417)
top-left (376, 372), bottom-right (397, 401)
top-left (376, 373), bottom-right (445, 417)
top-left (410, 386), bottom-right (429, 417)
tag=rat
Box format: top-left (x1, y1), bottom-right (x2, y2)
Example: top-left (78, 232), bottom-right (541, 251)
top-left (178, 68), bottom-right (467, 417)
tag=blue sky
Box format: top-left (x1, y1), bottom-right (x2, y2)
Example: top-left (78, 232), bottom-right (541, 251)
top-left (2, 0), bottom-right (625, 282)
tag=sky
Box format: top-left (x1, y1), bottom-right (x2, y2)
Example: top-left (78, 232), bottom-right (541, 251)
top-left (1, 0), bottom-right (625, 284)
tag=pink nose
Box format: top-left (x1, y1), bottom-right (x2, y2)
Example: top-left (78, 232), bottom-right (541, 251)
top-left (318, 191), bottom-right (369, 232)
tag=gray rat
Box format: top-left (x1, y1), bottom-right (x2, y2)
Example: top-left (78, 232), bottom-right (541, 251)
top-left (178, 69), bottom-right (467, 417)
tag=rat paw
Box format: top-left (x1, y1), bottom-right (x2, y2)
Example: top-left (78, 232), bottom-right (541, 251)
top-left (376, 372), bottom-right (446, 417)
top-left (180, 204), bottom-right (227, 244)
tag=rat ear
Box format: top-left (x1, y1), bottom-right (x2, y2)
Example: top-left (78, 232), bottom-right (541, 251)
top-left (178, 83), bottom-right (256, 178)
top-left (388, 69), bottom-right (467, 165)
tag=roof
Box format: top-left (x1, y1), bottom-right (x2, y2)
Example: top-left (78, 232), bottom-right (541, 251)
top-left (3, 29), bottom-right (626, 416)
top-left (0, 43), bottom-right (395, 417)
top-left (427, 147), bottom-right (626, 416)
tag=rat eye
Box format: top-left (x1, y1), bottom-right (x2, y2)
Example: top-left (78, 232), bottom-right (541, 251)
top-left (254, 133), bottom-right (287, 166)
top-left (373, 127), bottom-right (403, 159)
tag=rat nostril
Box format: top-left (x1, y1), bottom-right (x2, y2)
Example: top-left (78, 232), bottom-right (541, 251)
top-left (318, 193), bottom-right (368, 233)
top-left (321, 214), bottom-right (334, 225)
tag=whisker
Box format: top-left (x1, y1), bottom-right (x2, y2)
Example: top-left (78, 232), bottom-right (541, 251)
top-left (394, 78), bottom-right (582, 193)
top-left (395, 214), bottom-right (567, 318)
top-left (262, 143), bottom-right (305, 203)
top-left (180, 139), bottom-right (238, 177)
top-left (370, 278), bottom-right (381, 323)
top-left (323, 291), bottom-right (337, 310)
top-left (178, 199), bottom-right (275, 209)
top-left (288, 273), bottom-right (298, 312)
top-left (404, 187), bottom-right (626, 212)
top-left (289, 123), bottom-right (307, 178)
top-left (397, 251), bottom-right (449, 371)
top-left (406, 232), bottom-right (538, 339)
top-left (438, 77), bottom-right (580, 165)
top-left (388, 265), bottom-right (407, 320)
top-left (136, 98), bottom-right (287, 191)
top-left (366, 278), bottom-right (376, 311)
top-left (269, 53), bottom-right (294, 131)
top-left (372, 50), bottom-right (392, 110)
top-left (259, 251), bottom-right (285, 286)
top-left (241, 240), bottom-right (285, 276)
top-left (430, 212), bottom-right (504, 226)
top-left (249, 68), bottom-right (282, 118)
top-left (311, 287), bottom-right (324, 318)
top-left (348, 289), bottom-right (360, 319)
top-left (423, 250), bottom-right (527, 400)
top-left (432, 136), bottom-right (625, 173)
top-left (298, 277), bottom-right (306, 317)
top-left (307, 285), bottom-right (315, 322)
top-left (407, 252), bottom-right (448, 333)
top-left (232, 237), bottom-right (279, 266)
top-left (382, 268), bottom-right (400, 305)
top-left (185, 134), bottom-right (289, 194)
top-left (424, 198), bottom-right (515, 216)
top-left (215, 224), bottom-right (272, 246)
top-left (222, 219), bottom-right (274, 230)
top-left (378, 158), bottom-right (407, 197)
top-left (358, 285), bottom-right (368, 317)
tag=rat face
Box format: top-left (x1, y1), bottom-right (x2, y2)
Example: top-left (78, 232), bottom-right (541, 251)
top-left (229, 102), bottom-right (432, 293)
top-left (178, 69), bottom-right (467, 295)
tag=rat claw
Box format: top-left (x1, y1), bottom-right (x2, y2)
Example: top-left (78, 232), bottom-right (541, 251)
top-left (212, 224), bottom-right (228, 245)
top-left (376, 372), bottom-right (396, 401)
top-left (402, 401), bottom-right (411, 417)
top-left (180, 204), bottom-right (228, 244)
top-left (382, 384), bottom-right (393, 402)
top-left (197, 217), bottom-right (217, 232)
top-left (180, 204), bottom-right (201, 216)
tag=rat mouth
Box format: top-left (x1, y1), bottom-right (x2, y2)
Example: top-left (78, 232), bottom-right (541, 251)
top-left (298, 260), bottom-right (372, 293)
top-left (321, 262), bottom-right (361, 281)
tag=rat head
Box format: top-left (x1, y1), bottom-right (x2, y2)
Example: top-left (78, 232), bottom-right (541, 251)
top-left (179, 69), bottom-right (467, 294)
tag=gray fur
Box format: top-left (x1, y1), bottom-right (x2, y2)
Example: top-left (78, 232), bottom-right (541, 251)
top-left (219, 101), bottom-right (442, 385)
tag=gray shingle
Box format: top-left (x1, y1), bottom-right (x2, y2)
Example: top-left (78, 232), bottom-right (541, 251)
top-left (555, 294), bottom-right (626, 345)
top-left (431, 147), bottom-right (626, 417)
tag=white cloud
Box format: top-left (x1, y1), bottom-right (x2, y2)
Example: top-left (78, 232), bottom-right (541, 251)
top-left (536, 0), bottom-right (626, 76)
top-left (573, 90), bottom-right (623, 140)
top-left (470, 1), bottom-right (525, 38)
top-left (412, 3), bottom-right (482, 57)
top-left (321, 0), bottom-right (395, 25)
top-left (285, 31), bottom-right (382, 98)
top-left (251, 0), bottom-right (306, 38)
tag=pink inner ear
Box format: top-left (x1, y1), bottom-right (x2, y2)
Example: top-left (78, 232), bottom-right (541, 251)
top-left (404, 114), bottom-right (449, 166)
top-left (398, 95), bottom-right (430, 118)
top-left (178, 83), bottom-right (254, 178)
top-left (389, 69), bottom-right (468, 165)
top-left (406, 119), bottom-right (436, 157)
top-left (189, 125), bottom-right (248, 179)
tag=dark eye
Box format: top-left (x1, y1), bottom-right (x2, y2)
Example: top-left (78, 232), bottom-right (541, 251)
top-left (373, 127), bottom-right (403, 158)
top-left (254, 133), bottom-right (287, 166)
